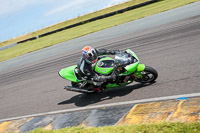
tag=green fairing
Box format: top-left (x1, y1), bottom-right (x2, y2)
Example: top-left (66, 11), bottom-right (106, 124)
top-left (95, 57), bottom-right (114, 75)
top-left (125, 49), bottom-right (139, 61)
top-left (106, 80), bottom-right (133, 88)
top-left (120, 49), bottom-right (140, 75)
top-left (106, 83), bottom-right (119, 88)
top-left (124, 63), bottom-right (139, 74)
top-left (59, 65), bottom-right (80, 82)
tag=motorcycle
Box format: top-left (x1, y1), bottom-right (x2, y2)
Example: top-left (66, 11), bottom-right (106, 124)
top-left (58, 49), bottom-right (158, 93)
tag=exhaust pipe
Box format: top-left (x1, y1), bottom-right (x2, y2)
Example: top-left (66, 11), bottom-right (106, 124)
top-left (64, 86), bottom-right (95, 93)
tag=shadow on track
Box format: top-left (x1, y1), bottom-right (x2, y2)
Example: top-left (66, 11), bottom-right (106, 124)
top-left (58, 82), bottom-right (155, 107)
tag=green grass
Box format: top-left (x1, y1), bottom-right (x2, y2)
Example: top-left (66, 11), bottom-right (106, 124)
top-left (0, 0), bottom-right (199, 62)
top-left (0, 0), bottom-right (150, 48)
top-left (28, 122), bottom-right (200, 133)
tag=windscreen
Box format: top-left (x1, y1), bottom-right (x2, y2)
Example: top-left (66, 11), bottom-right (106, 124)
top-left (114, 52), bottom-right (130, 66)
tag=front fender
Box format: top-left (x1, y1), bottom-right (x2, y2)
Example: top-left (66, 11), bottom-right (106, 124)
top-left (137, 64), bottom-right (145, 71)
top-left (133, 64), bottom-right (145, 78)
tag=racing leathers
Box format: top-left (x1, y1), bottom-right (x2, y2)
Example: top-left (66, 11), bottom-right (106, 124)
top-left (77, 49), bottom-right (117, 83)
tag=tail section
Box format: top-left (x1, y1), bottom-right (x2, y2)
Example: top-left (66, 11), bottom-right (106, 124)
top-left (59, 65), bottom-right (80, 82)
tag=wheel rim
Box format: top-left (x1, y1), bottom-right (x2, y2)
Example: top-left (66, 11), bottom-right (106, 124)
top-left (141, 71), bottom-right (155, 83)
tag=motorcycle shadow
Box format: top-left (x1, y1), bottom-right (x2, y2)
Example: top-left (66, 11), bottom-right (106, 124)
top-left (58, 82), bottom-right (155, 107)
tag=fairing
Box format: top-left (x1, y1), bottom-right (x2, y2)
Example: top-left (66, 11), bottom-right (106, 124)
top-left (58, 65), bottom-right (80, 82)
top-left (95, 57), bottom-right (114, 75)
top-left (120, 49), bottom-right (140, 75)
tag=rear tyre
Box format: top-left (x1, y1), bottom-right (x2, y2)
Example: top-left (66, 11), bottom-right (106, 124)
top-left (140, 66), bottom-right (158, 83)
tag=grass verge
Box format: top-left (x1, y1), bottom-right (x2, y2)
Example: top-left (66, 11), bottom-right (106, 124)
top-left (0, 0), bottom-right (199, 62)
top-left (28, 122), bottom-right (200, 133)
top-left (0, 0), bottom-right (150, 47)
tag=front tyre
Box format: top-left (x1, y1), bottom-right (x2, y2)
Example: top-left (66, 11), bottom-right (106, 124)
top-left (140, 66), bottom-right (158, 83)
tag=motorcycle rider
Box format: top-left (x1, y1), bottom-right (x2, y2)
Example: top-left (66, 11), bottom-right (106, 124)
top-left (77, 46), bottom-right (119, 92)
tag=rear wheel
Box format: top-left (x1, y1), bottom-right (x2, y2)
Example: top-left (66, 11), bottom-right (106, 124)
top-left (140, 66), bottom-right (158, 83)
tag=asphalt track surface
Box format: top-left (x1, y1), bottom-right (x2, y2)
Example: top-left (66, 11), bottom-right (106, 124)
top-left (1, 5), bottom-right (200, 120)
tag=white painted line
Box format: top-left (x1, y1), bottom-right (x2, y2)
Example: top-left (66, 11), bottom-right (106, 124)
top-left (0, 92), bottom-right (200, 122)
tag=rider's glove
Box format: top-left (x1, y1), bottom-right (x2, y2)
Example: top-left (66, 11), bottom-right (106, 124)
top-left (93, 73), bottom-right (116, 82)
top-left (106, 73), bottom-right (117, 81)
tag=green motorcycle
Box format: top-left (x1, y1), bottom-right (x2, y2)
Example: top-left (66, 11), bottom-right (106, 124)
top-left (59, 49), bottom-right (158, 93)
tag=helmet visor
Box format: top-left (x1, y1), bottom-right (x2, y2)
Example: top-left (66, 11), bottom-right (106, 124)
top-left (88, 53), bottom-right (97, 62)
top-left (87, 49), bottom-right (98, 63)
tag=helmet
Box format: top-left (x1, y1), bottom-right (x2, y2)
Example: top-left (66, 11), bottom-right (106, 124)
top-left (82, 46), bottom-right (98, 64)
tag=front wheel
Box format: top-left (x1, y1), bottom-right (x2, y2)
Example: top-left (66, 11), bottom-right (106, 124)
top-left (140, 66), bottom-right (158, 83)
